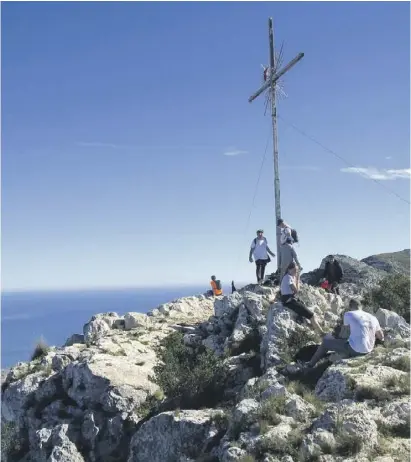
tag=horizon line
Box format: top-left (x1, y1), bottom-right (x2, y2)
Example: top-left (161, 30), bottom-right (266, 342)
top-left (1, 281), bottom-right (251, 295)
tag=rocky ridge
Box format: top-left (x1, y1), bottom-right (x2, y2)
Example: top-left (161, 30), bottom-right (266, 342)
top-left (1, 255), bottom-right (410, 462)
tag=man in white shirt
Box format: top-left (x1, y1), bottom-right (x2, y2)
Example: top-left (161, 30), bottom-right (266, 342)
top-left (307, 299), bottom-right (384, 367)
top-left (249, 229), bottom-right (276, 284)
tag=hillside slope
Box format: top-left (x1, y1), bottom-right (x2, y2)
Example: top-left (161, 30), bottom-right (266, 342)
top-left (2, 254), bottom-right (410, 462)
top-left (362, 249), bottom-right (410, 275)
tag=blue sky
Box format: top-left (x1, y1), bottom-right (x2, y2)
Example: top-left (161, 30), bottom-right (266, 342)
top-left (2, 1), bottom-right (410, 291)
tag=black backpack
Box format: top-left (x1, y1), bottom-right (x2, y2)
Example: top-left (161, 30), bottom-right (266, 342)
top-left (215, 280), bottom-right (222, 290)
top-left (291, 229), bottom-right (299, 243)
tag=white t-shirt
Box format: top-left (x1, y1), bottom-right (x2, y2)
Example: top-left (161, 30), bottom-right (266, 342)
top-left (251, 238), bottom-right (269, 261)
top-left (280, 227), bottom-right (292, 245)
top-left (281, 274), bottom-right (295, 296)
top-left (343, 310), bottom-right (381, 354)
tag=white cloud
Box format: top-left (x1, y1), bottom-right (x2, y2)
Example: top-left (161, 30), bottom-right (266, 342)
top-left (341, 167), bottom-right (411, 181)
top-left (385, 156), bottom-right (392, 160)
top-left (223, 148), bottom-right (248, 156)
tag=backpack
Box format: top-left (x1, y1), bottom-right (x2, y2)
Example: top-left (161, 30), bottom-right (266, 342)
top-left (215, 280), bottom-right (222, 291)
top-left (291, 229), bottom-right (299, 243)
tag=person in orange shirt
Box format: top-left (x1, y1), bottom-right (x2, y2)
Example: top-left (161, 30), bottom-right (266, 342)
top-left (210, 275), bottom-right (223, 296)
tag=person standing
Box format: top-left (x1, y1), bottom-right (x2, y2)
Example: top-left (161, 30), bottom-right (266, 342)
top-left (277, 218), bottom-right (293, 245)
top-left (249, 229), bottom-right (276, 284)
top-left (322, 255), bottom-right (343, 295)
top-left (279, 237), bottom-right (302, 281)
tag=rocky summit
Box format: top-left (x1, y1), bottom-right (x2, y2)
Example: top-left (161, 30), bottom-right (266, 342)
top-left (1, 254), bottom-right (410, 462)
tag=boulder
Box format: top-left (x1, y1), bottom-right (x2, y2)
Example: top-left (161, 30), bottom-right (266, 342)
top-left (312, 401), bottom-right (379, 450)
top-left (2, 372), bottom-right (48, 422)
top-left (214, 292), bottom-right (244, 318)
top-left (64, 334), bottom-right (84, 347)
top-left (375, 308), bottom-right (410, 339)
top-left (124, 312), bottom-right (153, 331)
top-left (61, 352), bottom-right (158, 413)
top-left (231, 399), bottom-right (260, 429)
top-left (83, 313), bottom-right (121, 344)
top-left (127, 410), bottom-right (217, 462)
top-left (315, 361), bottom-right (408, 402)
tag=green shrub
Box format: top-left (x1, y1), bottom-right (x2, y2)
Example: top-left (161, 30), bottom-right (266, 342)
top-left (151, 332), bottom-right (228, 408)
top-left (257, 427), bottom-right (303, 457)
top-left (362, 274), bottom-right (410, 322)
top-left (31, 336), bottom-right (50, 362)
top-left (334, 431), bottom-right (363, 456)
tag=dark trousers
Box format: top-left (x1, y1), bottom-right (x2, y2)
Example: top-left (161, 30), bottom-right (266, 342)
top-left (256, 260), bottom-right (267, 282)
top-left (329, 281), bottom-right (340, 295)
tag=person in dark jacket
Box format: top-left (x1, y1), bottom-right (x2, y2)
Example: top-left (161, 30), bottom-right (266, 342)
top-left (231, 281), bottom-right (237, 294)
top-left (322, 255), bottom-right (343, 295)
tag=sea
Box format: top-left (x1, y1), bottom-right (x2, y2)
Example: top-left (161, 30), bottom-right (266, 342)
top-left (1, 285), bottom-right (227, 369)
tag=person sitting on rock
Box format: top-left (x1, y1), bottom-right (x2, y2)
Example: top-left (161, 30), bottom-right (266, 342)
top-left (280, 237), bottom-right (302, 281)
top-left (280, 262), bottom-right (324, 334)
top-left (307, 299), bottom-right (384, 368)
top-left (322, 255), bottom-right (343, 295)
top-left (210, 275), bottom-right (223, 297)
top-left (249, 229), bottom-right (276, 284)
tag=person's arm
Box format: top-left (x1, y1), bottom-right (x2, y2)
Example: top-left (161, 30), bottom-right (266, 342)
top-left (374, 318), bottom-right (384, 341)
top-left (266, 245), bottom-right (276, 257)
top-left (375, 329), bottom-right (384, 341)
top-left (249, 241), bottom-right (255, 262)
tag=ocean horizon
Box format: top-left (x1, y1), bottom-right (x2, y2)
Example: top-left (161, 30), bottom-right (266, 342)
top-left (1, 284), bottom-right (236, 369)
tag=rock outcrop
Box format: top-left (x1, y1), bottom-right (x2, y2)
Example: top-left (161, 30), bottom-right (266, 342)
top-left (2, 254), bottom-right (410, 462)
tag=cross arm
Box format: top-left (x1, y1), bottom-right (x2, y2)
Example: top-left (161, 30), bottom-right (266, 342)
top-left (248, 52), bottom-right (304, 103)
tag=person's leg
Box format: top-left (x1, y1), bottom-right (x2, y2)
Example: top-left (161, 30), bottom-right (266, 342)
top-left (261, 262), bottom-right (267, 281)
top-left (310, 315), bottom-right (325, 335)
top-left (255, 262), bottom-right (261, 282)
top-left (286, 298), bottom-right (324, 334)
top-left (309, 336), bottom-right (351, 367)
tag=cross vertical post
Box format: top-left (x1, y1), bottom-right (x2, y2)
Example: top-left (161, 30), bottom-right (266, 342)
top-left (248, 18), bottom-right (304, 273)
top-left (268, 17), bottom-right (282, 270)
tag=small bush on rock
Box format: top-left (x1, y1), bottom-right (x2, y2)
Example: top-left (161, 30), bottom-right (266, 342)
top-left (362, 273), bottom-right (410, 322)
top-left (151, 332), bottom-right (228, 408)
top-left (30, 336), bottom-right (49, 361)
top-left (334, 430), bottom-right (363, 457)
top-left (258, 427), bottom-right (303, 458)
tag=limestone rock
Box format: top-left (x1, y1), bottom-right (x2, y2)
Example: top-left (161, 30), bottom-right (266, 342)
top-left (312, 402), bottom-right (379, 449)
top-left (284, 393), bottom-right (316, 422)
top-left (64, 334), bottom-right (84, 347)
top-left (214, 292), bottom-right (244, 318)
top-left (83, 313), bottom-right (121, 344)
top-left (261, 302), bottom-right (297, 370)
top-left (124, 312), bottom-right (153, 330)
top-left (229, 304), bottom-right (252, 348)
top-left (2, 372), bottom-right (47, 422)
top-left (315, 361), bottom-right (407, 402)
top-left (127, 410), bottom-right (217, 462)
top-left (375, 308), bottom-right (410, 339)
top-left (243, 291), bottom-right (266, 323)
top-left (62, 353), bottom-right (158, 413)
top-left (232, 399), bottom-right (260, 428)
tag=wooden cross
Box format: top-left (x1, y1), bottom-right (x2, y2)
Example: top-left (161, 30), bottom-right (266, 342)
top-left (248, 18), bottom-right (304, 272)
